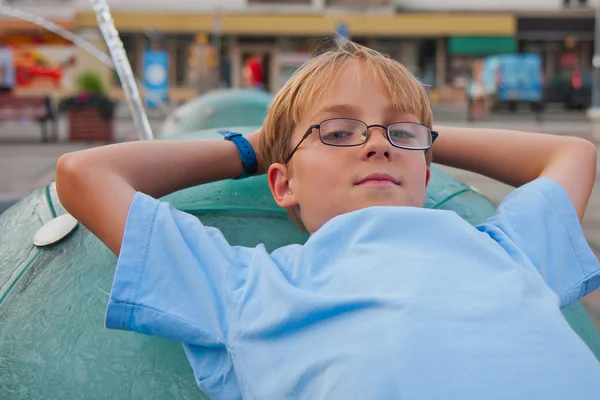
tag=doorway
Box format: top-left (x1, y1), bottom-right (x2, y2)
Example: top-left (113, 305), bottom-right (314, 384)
top-left (233, 42), bottom-right (278, 92)
top-left (241, 50), bottom-right (272, 91)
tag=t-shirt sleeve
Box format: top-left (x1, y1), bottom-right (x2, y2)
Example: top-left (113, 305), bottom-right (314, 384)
top-left (105, 192), bottom-right (253, 347)
top-left (477, 177), bottom-right (600, 308)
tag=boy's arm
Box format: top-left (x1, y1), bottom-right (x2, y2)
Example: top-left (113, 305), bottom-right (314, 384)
top-left (432, 126), bottom-right (597, 221)
top-left (56, 130), bottom-right (264, 256)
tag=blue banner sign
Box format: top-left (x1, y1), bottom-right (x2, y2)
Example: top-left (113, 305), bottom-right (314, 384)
top-left (143, 50), bottom-right (169, 109)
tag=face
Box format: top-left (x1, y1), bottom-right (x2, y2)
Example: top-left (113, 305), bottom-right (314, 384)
top-left (267, 61), bottom-right (431, 234)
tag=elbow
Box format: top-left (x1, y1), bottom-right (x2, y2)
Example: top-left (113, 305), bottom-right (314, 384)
top-left (545, 136), bottom-right (597, 177)
top-left (55, 152), bottom-right (88, 213)
top-left (581, 137), bottom-right (597, 161)
top-left (569, 138), bottom-right (597, 220)
top-left (570, 137), bottom-right (597, 175)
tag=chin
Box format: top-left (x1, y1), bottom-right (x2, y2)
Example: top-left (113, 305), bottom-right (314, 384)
top-left (350, 197), bottom-right (412, 212)
top-left (364, 189), bottom-right (417, 206)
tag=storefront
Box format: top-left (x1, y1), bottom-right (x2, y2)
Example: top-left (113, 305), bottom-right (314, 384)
top-left (447, 36), bottom-right (517, 88)
top-left (369, 38), bottom-right (438, 88)
top-left (75, 11), bottom-right (516, 103)
top-left (517, 16), bottom-right (594, 78)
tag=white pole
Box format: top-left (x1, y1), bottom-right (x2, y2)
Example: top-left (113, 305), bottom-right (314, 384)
top-left (88, 0), bottom-right (154, 141)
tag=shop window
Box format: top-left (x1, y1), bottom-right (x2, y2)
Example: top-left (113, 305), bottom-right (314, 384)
top-left (176, 35), bottom-right (224, 91)
top-left (175, 35), bottom-right (195, 86)
top-left (417, 39), bottom-right (437, 87)
top-left (372, 40), bottom-right (403, 62)
top-left (281, 38), bottom-right (313, 53)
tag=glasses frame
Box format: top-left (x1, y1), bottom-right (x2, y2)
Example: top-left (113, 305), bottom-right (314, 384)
top-left (285, 118), bottom-right (439, 164)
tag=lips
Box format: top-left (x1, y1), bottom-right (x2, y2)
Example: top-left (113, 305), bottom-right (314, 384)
top-left (356, 173), bottom-right (400, 185)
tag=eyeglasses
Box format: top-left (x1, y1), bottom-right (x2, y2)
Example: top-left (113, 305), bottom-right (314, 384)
top-left (285, 118), bottom-right (438, 163)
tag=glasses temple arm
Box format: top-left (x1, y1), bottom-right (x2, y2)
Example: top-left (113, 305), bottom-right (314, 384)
top-left (285, 126), bottom-right (316, 164)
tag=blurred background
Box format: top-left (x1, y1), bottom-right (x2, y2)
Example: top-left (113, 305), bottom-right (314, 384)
top-left (1, 0), bottom-right (600, 328)
top-left (0, 0), bottom-right (596, 109)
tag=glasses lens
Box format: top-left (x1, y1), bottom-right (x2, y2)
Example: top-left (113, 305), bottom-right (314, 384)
top-left (320, 119), bottom-right (368, 146)
top-left (388, 123), bottom-right (432, 149)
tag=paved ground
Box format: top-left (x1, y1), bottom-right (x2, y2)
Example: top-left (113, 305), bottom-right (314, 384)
top-left (0, 118), bottom-right (162, 198)
top-left (1, 104), bottom-right (600, 329)
top-left (0, 103), bottom-right (595, 197)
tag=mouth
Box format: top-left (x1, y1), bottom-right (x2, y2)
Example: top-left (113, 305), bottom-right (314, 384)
top-left (355, 173), bottom-right (400, 187)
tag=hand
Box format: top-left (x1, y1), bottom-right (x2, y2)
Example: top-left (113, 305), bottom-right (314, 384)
top-left (246, 127), bottom-right (267, 175)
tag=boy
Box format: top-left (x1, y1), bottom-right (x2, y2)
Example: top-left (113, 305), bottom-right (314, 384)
top-left (56, 42), bottom-right (600, 399)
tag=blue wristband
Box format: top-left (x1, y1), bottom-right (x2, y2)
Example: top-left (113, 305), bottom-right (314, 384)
top-left (218, 130), bottom-right (258, 179)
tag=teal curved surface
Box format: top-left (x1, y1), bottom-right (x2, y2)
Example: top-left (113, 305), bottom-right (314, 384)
top-left (159, 89), bottom-right (273, 138)
top-left (1, 126), bottom-right (599, 400)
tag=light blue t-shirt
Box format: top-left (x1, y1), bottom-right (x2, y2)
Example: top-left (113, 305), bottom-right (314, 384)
top-left (106, 177), bottom-right (600, 400)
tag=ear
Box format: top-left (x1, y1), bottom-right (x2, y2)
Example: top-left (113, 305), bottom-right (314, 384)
top-left (267, 163), bottom-right (299, 209)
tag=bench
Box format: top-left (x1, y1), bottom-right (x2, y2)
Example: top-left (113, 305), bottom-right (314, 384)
top-left (0, 94), bottom-right (58, 142)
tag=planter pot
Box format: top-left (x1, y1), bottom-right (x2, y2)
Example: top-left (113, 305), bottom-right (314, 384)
top-left (68, 108), bottom-right (114, 142)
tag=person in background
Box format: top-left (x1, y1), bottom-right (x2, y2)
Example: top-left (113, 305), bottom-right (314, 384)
top-left (0, 37), bottom-right (16, 94)
top-left (242, 54), bottom-right (264, 90)
top-left (467, 59), bottom-right (489, 122)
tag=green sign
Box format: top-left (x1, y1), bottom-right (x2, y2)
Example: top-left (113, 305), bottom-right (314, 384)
top-left (448, 36), bottom-right (517, 55)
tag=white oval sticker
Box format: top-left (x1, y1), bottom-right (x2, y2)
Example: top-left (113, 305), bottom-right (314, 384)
top-left (33, 213), bottom-right (79, 247)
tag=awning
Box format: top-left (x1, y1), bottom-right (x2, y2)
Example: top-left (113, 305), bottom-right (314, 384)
top-left (448, 36), bottom-right (517, 55)
top-left (75, 12), bottom-right (516, 37)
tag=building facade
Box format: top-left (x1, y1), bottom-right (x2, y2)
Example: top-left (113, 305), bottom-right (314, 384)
top-left (72, 0), bottom-right (518, 103)
top-left (1, 0), bottom-right (594, 102)
top-left (517, 2), bottom-right (595, 83)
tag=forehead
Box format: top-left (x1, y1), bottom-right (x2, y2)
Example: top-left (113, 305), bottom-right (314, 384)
top-left (302, 60), bottom-right (420, 122)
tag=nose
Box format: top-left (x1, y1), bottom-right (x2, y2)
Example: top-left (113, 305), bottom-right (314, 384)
top-left (362, 125), bottom-right (392, 160)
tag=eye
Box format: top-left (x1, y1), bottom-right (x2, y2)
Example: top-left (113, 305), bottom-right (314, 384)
top-left (389, 129), bottom-right (416, 139)
top-left (322, 129), bottom-right (356, 142)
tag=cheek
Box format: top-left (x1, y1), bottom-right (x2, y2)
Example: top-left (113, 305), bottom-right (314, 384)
top-left (296, 161), bottom-right (336, 193)
top-left (293, 152), bottom-right (346, 198)
top-left (407, 157), bottom-right (429, 201)
top-left (398, 151), bottom-right (428, 181)
top-left (407, 152), bottom-right (428, 177)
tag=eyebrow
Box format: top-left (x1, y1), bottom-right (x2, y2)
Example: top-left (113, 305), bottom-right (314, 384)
top-left (310, 104), bottom-right (418, 127)
top-left (311, 104), bottom-right (359, 121)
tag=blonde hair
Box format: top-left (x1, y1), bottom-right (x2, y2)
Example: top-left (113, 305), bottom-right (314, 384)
top-left (260, 41), bottom-right (434, 231)
top-left (260, 41), bottom-right (434, 167)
